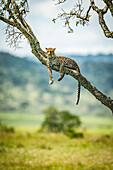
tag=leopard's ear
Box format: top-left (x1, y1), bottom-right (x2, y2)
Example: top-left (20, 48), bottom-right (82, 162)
top-left (45, 48), bottom-right (48, 51)
top-left (53, 48), bottom-right (56, 51)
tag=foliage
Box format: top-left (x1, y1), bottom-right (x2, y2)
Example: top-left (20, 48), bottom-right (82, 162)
top-left (40, 106), bottom-right (81, 133)
top-left (0, 123), bottom-right (15, 133)
top-left (65, 127), bottom-right (84, 138)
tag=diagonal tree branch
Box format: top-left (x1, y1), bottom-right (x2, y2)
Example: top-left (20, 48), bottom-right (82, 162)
top-left (11, 0), bottom-right (37, 41)
top-left (50, 65), bottom-right (113, 114)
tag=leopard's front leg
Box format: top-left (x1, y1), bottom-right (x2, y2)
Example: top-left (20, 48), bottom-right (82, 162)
top-left (46, 60), bottom-right (54, 84)
top-left (58, 62), bottom-right (65, 81)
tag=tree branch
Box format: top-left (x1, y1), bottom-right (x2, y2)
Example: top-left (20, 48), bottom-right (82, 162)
top-left (55, 0), bottom-right (66, 4)
top-left (0, 14), bottom-right (15, 27)
top-left (103, 0), bottom-right (113, 16)
top-left (90, 0), bottom-right (100, 13)
top-left (53, 1), bottom-right (91, 33)
top-left (98, 10), bottom-right (113, 38)
top-left (11, 0), bottom-right (37, 41)
top-left (90, 0), bottom-right (113, 38)
top-left (102, 5), bottom-right (108, 14)
top-left (49, 64), bottom-right (113, 114)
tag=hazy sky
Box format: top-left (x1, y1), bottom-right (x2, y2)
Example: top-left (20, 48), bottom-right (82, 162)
top-left (0, 0), bottom-right (113, 57)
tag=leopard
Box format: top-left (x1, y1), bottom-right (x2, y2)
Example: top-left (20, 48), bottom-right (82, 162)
top-left (45, 48), bottom-right (81, 105)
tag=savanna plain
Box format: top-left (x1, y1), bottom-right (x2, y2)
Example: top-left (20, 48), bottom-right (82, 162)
top-left (0, 113), bottom-right (113, 170)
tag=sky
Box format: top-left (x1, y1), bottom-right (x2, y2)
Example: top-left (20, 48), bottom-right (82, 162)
top-left (0, 0), bottom-right (113, 57)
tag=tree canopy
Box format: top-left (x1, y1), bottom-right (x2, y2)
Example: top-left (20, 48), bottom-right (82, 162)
top-left (40, 106), bottom-right (81, 132)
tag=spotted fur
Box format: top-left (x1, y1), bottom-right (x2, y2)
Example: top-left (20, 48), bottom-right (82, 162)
top-left (46, 48), bottom-right (81, 105)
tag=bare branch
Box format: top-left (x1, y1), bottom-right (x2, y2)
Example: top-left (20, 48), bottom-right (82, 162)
top-left (0, 12), bottom-right (47, 62)
top-left (103, 0), bottom-right (113, 16)
top-left (90, 0), bottom-right (113, 38)
top-left (5, 25), bottom-right (24, 49)
top-left (98, 10), bottom-right (113, 38)
top-left (53, 0), bottom-right (113, 38)
top-left (90, 0), bottom-right (100, 13)
top-left (53, 1), bottom-right (91, 33)
top-left (102, 5), bottom-right (108, 14)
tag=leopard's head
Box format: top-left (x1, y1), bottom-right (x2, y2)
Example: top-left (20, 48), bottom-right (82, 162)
top-left (45, 48), bottom-right (56, 55)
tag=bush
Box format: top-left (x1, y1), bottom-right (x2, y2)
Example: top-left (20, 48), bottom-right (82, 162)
top-left (65, 128), bottom-right (84, 138)
top-left (0, 124), bottom-right (15, 133)
top-left (40, 106), bottom-right (81, 133)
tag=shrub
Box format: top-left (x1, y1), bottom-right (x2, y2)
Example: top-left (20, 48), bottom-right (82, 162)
top-left (40, 106), bottom-right (81, 133)
top-left (65, 128), bottom-right (84, 138)
top-left (0, 124), bottom-right (15, 133)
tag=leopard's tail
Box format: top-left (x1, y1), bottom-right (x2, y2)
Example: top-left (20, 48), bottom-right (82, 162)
top-left (76, 81), bottom-right (81, 105)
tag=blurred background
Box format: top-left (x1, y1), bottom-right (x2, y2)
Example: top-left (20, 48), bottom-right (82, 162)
top-left (0, 0), bottom-right (113, 128)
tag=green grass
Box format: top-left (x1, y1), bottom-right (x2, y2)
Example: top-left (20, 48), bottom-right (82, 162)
top-left (0, 131), bottom-right (113, 169)
top-left (0, 112), bottom-right (113, 169)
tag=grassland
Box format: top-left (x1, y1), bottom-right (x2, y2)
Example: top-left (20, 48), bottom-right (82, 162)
top-left (0, 112), bottom-right (113, 169)
top-left (0, 129), bottom-right (113, 169)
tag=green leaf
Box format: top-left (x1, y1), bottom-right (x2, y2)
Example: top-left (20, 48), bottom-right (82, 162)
top-left (83, 21), bottom-right (86, 26)
top-left (65, 21), bottom-right (69, 26)
top-left (68, 29), bottom-right (73, 33)
top-left (76, 21), bottom-right (79, 26)
top-left (52, 18), bottom-right (56, 23)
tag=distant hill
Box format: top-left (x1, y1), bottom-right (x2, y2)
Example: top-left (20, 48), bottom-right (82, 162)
top-left (68, 53), bottom-right (113, 64)
top-left (0, 52), bottom-right (113, 116)
top-left (25, 53), bottom-right (113, 64)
